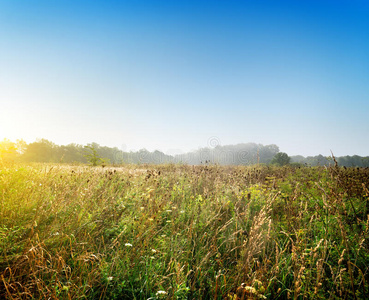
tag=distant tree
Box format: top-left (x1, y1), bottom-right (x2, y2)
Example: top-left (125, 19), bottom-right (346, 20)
top-left (362, 157), bottom-right (369, 167)
top-left (271, 152), bottom-right (291, 166)
top-left (8, 137), bottom-right (369, 167)
top-left (84, 144), bottom-right (105, 166)
top-left (259, 144), bottom-right (279, 164)
top-left (316, 154), bottom-right (330, 166)
top-left (290, 155), bottom-right (306, 164)
top-left (58, 144), bottom-right (86, 163)
top-left (22, 139), bottom-right (56, 162)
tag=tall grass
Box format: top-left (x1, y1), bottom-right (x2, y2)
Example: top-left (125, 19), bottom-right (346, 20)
top-left (1, 162), bottom-right (368, 299)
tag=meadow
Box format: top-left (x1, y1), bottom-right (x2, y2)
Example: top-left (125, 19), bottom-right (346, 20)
top-left (1, 162), bottom-right (368, 299)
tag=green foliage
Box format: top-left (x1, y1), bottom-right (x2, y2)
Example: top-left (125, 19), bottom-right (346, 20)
top-left (270, 152), bottom-right (291, 166)
top-left (83, 144), bottom-right (110, 166)
top-left (84, 144), bottom-right (102, 166)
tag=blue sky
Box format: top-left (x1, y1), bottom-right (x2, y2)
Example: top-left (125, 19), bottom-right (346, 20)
top-left (1, 0), bottom-right (368, 156)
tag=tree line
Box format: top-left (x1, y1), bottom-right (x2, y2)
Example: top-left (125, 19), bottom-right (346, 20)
top-left (1, 138), bottom-right (368, 167)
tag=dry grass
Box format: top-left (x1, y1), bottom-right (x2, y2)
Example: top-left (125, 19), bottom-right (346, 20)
top-left (1, 162), bottom-right (369, 299)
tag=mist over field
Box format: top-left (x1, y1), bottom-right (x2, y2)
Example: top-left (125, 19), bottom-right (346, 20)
top-left (1, 138), bottom-right (369, 167)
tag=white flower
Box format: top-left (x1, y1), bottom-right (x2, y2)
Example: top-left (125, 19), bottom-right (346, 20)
top-left (125, 243), bottom-right (133, 247)
top-left (151, 249), bottom-right (157, 253)
top-left (107, 276), bottom-right (113, 281)
top-left (156, 290), bottom-right (167, 296)
top-left (245, 286), bottom-right (257, 293)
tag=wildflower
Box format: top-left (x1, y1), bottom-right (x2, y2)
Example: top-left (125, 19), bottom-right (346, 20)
top-left (156, 290), bottom-right (167, 296)
top-left (237, 284), bottom-right (266, 299)
top-left (166, 209), bottom-right (172, 212)
top-left (245, 286), bottom-right (257, 294)
top-left (107, 276), bottom-right (113, 281)
top-left (125, 243), bottom-right (133, 247)
top-left (151, 249), bottom-right (157, 253)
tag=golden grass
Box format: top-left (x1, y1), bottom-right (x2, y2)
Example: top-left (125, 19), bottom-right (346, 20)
top-left (1, 162), bottom-right (368, 299)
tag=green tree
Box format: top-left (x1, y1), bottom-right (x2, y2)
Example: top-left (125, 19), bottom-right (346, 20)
top-left (83, 143), bottom-right (110, 166)
top-left (22, 139), bottom-right (56, 162)
top-left (84, 144), bottom-right (103, 166)
top-left (270, 152), bottom-right (291, 166)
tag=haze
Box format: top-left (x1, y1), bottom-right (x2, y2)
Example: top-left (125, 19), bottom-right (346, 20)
top-left (1, 0), bottom-right (368, 157)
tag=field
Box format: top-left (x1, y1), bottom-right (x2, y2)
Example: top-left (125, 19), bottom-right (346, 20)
top-left (1, 163), bottom-right (369, 299)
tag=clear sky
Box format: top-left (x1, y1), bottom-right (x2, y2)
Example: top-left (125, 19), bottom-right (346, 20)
top-left (1, 0), bottom-right (368, 157)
